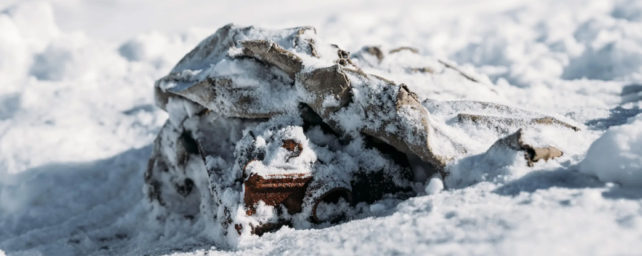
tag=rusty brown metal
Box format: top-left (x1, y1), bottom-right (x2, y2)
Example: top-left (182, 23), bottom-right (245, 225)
top-left (282, 139), bottom-right (302, 159)
top-left (243, 173), bottom-right (312, 215)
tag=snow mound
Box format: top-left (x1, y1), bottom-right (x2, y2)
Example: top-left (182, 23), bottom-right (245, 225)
top-left (580, 114), bottom-right (642, 186)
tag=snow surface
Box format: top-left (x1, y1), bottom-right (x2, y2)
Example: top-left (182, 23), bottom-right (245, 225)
top-left (580, 113), bottom-right (642, 187)
top-left (1, 0), bottom-right (642, 255)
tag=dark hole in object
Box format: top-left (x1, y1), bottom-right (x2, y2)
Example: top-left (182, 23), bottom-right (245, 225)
top-left (312, 188), bottom-right (352, 223)
top-left (524, 147), bottom-right (535, 160)
top-left (256, 150), bottom-right (265, 161)
top-left (320, 188), bottom-right (351, 204)
top-left (363, 134), bottom-right (413, 179)
top-left (350, 170), bottom-right (413, 204)
top-left (299, 103), bottom-right (339, 135)
top-left (351, 171), bottom-right (389, 204)
top-left (299, 103), bottom-right (322, 124)
top-left (252, 221), bottom-right (292, 236)
top-left (179, 131), bottom-right (200, 155)
top-left (175, 178), bottom-right (194, 197)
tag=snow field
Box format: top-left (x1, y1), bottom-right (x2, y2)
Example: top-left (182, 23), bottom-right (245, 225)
top-left (1, 0), bottom-right (642, 255)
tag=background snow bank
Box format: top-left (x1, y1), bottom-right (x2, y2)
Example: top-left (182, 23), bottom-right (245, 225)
top-left (0, 1), bottom-right (58, 94)
top-left (0, 0), bottom-right (641, 255)
top-left (580, 113), bottom-right (642, 186)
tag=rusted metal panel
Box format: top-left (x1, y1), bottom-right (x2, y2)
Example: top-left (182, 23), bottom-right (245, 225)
top-left (243, 173), bottom-right (312, 215)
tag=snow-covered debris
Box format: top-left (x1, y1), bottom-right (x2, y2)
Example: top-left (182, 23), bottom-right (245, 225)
top-left (147, 24), bottom-right (581, 246)
top-left (580, 113), bottom-right (642, 187)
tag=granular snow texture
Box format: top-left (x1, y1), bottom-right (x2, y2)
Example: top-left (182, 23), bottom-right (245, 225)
top-left (1, 0), bottom-right (641, 255)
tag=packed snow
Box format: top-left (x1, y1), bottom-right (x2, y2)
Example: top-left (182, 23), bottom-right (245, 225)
top-left (1, 0), bottom-right (642, 255)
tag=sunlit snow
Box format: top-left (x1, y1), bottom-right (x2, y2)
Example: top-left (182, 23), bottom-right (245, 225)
top-left (1, 0), bottom-right (641, 255)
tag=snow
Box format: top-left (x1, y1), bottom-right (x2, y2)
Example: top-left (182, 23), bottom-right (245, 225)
top-left (424, 175), bottom-right (444, 195)
top-left (1, 0), bottom-right (642, 255)
top-left (241, 119), bottom-right (318, 177)
top-left (580, 113), bottom-right (642, 187)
